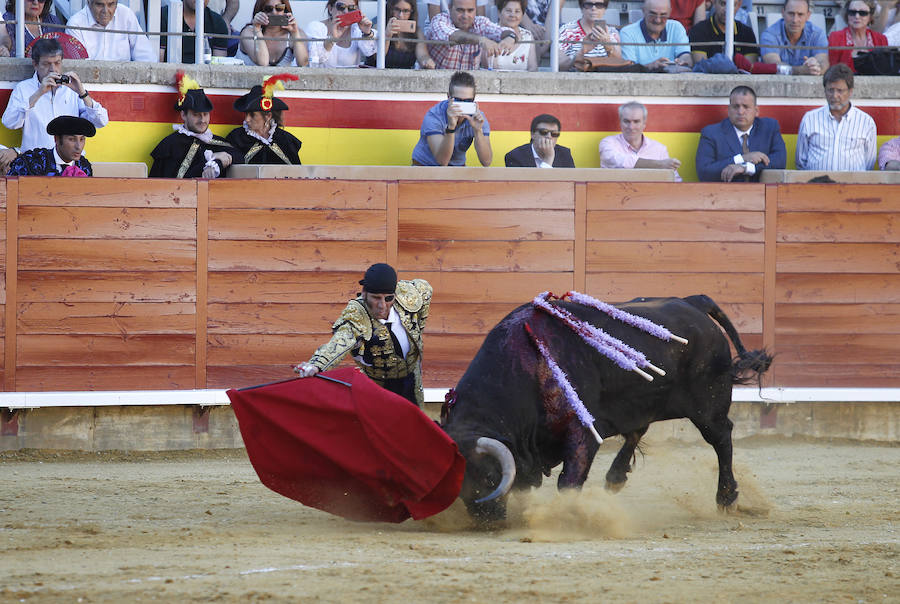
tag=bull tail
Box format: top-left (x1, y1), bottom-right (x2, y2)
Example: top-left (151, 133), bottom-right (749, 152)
top-left (683, 294), bottom-right (774, 386)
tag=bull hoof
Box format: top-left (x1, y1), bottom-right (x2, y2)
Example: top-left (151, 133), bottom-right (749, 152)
top-left (717, 502), bottom-right (739, 515)
top-left (605, 480), bottom-right (626, 493)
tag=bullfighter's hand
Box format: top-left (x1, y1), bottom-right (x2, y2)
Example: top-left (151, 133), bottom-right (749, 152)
top-left (293, 362), bottom-right (320, 377)
top-left (720, 163), bottom-right (747, 182)
top-left (742, 151), bottom-right (769, 166)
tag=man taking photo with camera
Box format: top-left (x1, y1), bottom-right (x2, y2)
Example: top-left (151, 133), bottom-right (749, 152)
top-left (411, 71), bottom-right (493, 167)
top-left (2, 38), bottom-right (108, 155)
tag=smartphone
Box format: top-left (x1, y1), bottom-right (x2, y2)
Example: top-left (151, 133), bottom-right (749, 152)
top-left (455, 101), bottom-right (477, 116)
top-left (596, 19), bottom-right (606, 30)
top-left (337, 9), bottom-right (363, 26)
top-left (267, 13), bottom-right (289, 26)
top-left (395, 19), bottom-right (416, 33)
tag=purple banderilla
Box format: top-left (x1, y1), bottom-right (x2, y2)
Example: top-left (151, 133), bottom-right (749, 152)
top-left (562, 291), bottom-right (689, 345)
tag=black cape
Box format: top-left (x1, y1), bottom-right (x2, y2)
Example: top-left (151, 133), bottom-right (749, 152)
top-left (225, 126), bottom-right (302, 165)
top-left (149, 131), bottom-right (243, 178)
top-left (6, 147), bottom-right (93, 176)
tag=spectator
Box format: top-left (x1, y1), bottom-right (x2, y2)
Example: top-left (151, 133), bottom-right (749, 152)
top-left (1, 0), bottom-right (64, 56)
top-left (160, 0), bottom-right (230, 63)
top-left (599, 101), bottom-right (682, 180)
top-left (558, 0), bottom-right (622, 72)
top-left (2, 38), bottom-right (108, 153)
top-left (411, 71), bottom-right (492, 166)
top-left (878, 129), bottom-right (900, 170)
top-left (670, 0), bottom-right (705, 30)
top-left (66, 0), bottom-right (157, 62)
top-left (427, 0), bottom-right (518, 70)
top-left (689, 0), bottom-right (758, 63)
top-left (874, 0), bottom-right (899, 38)
top-left (828, 0), bottom-right (887, 73)
top-left (520, 0), bottom-right (563, 58)
top-left (619, 0), bottom-right (693, 69)
top-left (505, 113), bottom-right (575, 167)
top-left (149, 73), bottom-right (243, 178)
top-left (426, 0), bottom-right (487, 25)
top-left (696, 86), bottom-right (787, 182)
top-left (760, 0), bottom-right (828, 74)
top-left (487, 0), bottom-right (537, 70)
top-left (226, 76), bottom-right (302, 165)
top-left (796, 63), bottom-right (876, 171)
top-left (364, 0), bottom-right (435, 68)
top-left (237, 0), bottom-right (309, 66)
top-left (306, 0), bottom-right (376, 67)
top-left (6, 116), bottom-right (94, 177)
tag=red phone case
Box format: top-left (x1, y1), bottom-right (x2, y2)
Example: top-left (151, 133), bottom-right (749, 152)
top-left (337, 10), bottom-right (363, 26)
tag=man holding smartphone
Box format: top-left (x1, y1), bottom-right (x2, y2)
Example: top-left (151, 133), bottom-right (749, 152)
top-left (411, 71), bottom-right (493, 167)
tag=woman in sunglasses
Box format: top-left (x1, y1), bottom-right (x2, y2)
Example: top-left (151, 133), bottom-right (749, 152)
top-left (293, 263), bottom-right (433, 407)
top-left (828, 0), bottom-right (887, 72)
top-left (557, 0), bottom-right (621, 71)
top-left (1, 0), bottom-right (64, 56)
top-left (238, 0), bottom-right (309, 66)
top-left (307, 0), bottom-right (376, 67)
top-left (363, 0), bottom-right (434, 69)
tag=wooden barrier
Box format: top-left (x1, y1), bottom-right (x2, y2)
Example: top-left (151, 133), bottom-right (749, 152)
top-left (0, 175), bottom-right (897, 392)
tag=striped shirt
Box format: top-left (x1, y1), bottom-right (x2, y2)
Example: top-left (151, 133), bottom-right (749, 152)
top-left (795, 104), bottom-right (877, 172)
top-left (558, 19), bottom-right (620, 60)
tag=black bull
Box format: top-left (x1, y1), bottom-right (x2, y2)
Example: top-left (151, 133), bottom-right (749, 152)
top-left (441, 294), bottom-right (773, 523)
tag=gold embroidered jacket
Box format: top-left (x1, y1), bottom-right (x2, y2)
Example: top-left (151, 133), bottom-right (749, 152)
top-left (308, 279), bottom-right (432, 405)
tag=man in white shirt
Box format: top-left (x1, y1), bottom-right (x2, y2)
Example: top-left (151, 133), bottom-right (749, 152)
top-left (66, 0), bottom-right (157, 62)
top-left (1, 38), bottom-right (109, 153)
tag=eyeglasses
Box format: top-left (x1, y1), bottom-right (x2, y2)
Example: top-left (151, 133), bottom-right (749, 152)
top-left (334, 2), bottom-right (357, 11)
top-left (263, 4), bottom-right (286, 12)
top-left (535, 128), bottom-right (561, 138)
top-left (452, 96), bottom-right (475, 102)
top-left (581, 1), bottom-right (607, 8)
top-left (392, 6), bottom-right (412, 14)
top-left (846, 8), bottom-right (870, 16)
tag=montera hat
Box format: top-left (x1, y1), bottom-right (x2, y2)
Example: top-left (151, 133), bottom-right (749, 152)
top-left (46, 115), bottom-right (96, 137)
top-left (233, 73), bottom-right (298, 113)
top-left (359, 263), bottom-right (397, 294)
top-left (174, 71), bottom-right (213, 112)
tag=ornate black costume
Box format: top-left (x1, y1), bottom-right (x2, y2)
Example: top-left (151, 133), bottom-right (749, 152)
top-left (225, 125), bottom-right (302, 165)
top-left (148, 132), bottom-right (242, 178)
top-left (6, 147), bottom-right (93, 176)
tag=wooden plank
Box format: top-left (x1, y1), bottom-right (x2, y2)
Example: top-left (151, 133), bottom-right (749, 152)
top-left (196, 179), bottom-right (207, 390)
top-left (17, 272), bottom-right (196, 303)
top-left (19, 240), bottom-right (196, 271)
top-left (574, 182), bottom-right (586, 293)
top-left (586, 182), bottom-right (765, 211)
top-left (207, 334), bottom-right (321, 365)
top-left (777, 212), bottom-right (900, 243)
top-left (586, 272), bottom-right (764, 303)
top-left (763, 184), bottom-right (778, 386)
top-left (772, 334), bottom-right (898, 365)
top-left (398, 240), bottom-right (574, 272)
top-left (586, 210), bottom-right (764, 242)
top-left (417, 271), bottom-right (574, 304)
top-left (209, 179), bottom-right (386, 209)
top-left (208, 303), bottom-right (345, 334)
top-left (771, 364), bottom-right (900, 387)
top-left (208, 209), bottom-right (387, 240)
top-left (0, 179), bottom-right (5, 209)
top-left (777, 184), bottom-right (900, 213)
top-left (386, 181), bottom-right (397, 266)
top-left (15, 366), bottom-right (196, 391)
top-left (776, 274), bottom-right (900, 304)
top-left (425, 302), bottom-right (522, 335)
top-left (209, 271), bottom-right (362, 304)
top-left (4, 178), bottom-right (16, 390)
top-left (0, 208), bottom-right (5, 239)
top-left (776, 243), bottom-right (900, 273)
top-left (421, 361), bottom-right (469, 387)
top-left (207, 365), bottom-right (325, 389)
top-left (399, 209), bottom-right (574, 241)
top-left (17, 207), bottom-right (197, 239)
top-left (209, 240), bottom-right (387, 271)
top-left (17, 334), bottom-right (195, 365)
top-left (17, 302), bottom-right (196, 334)
top-left (18, 178), bottom-right (197, 208)
top-left (775, 303), bottom-right (900, 334)
top-left (398, 181), bottom-right (575, 210)
top-left (586, 241), bottom-right (763, 273)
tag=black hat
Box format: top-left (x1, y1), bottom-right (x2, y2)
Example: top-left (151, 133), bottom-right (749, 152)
top-left (233, 85), bottom-right (289, 113)
top-left (46, 115), bottom-right (96, 137)
top-left (359, 263), bottom-right (397, 294)
top-left (175, 88), bottom-right (214, 112)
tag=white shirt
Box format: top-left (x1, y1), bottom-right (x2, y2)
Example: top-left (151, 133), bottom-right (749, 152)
top-left (53, 147), bottom-right (75, 170)
top-left (66, 4), bottom-right (157, 62)
top-left (306, 20), bottom-right (376, 67)
top-left (531, 144), bottom-right (553, 168)
top-left (1, 73), bottom-right (109, 152)
top-left (731, 125), bottom-right (756, 176)
top-left (352, 306), bottom-right (410, 366)
top-left (796, 104), bottom-right (877, 172)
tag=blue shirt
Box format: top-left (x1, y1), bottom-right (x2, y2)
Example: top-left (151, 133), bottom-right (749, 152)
top-left (759, 19), bottom-right (827, 66)
top-left (411, 99), bottom-right (491, 166)
top-left (619, 19), bottom-right (690, 65)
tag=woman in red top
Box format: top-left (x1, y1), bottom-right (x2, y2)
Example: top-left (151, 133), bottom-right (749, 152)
top-left (828, 0), bottom-right (888, 72)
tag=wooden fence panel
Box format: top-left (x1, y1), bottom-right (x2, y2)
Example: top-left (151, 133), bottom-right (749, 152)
top-left (0, 180), bottom-right (4, 386)
top-left (18, 178), bottom-right (196, 208)
top-left (210, 179), bottom-right (386, 209)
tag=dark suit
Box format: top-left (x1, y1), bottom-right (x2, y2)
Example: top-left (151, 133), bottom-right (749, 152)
top-left (695, 117), bottom-right (786, 182)
top-left (505, 143), bottom-right (576, 168)
top-left (6, 147), bottom-right (93, 176)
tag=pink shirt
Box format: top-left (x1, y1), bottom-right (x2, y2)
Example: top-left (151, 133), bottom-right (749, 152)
top-left (599, 133), bottom-right (682, 181)
top-left (878, 137), bottom-right (900, 170)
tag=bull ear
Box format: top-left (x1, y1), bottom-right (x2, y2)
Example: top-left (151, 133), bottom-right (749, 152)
top-left (473, 437), bottom-right (516, 504)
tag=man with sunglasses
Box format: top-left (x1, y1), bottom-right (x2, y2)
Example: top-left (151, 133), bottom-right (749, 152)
top-left (619, 0), bottom-right (693, 70)
top-left (293, 263), bottom-right (433, 407)
top-left (505, 114), bottom-right (575, 168)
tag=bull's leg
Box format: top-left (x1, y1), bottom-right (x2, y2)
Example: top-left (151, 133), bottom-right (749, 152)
top-left (605, 426), bottom-right (647, 492)
top-left (557, 425), bottom-right (601, 490)
top-left (690, 414), bottom-right (739, 509)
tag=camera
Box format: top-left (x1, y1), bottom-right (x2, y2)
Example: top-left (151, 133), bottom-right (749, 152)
top-left (55, 74), bottom-right (70, 84)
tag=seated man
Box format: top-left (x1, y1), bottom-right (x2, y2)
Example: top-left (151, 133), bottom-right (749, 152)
top-left (505, 114), bottom-right (575, 168)
top-left (696, 86), bottom-right (786, 182)
top-left (427, 0), bottom-right (517, 70)
top-left (411, 71), bottom-right (492, 167)
top-left (619, 0), bottom-right (692, 70)
top-left (67, 0), bottom-right (157, 62)
top-left (760, 0), bottom-right (828, 75)
top-left (689, 0), bottom-right (758, 63)
top-left (879, 127), bottom-right (900, 171)
top-left (7, 116), bottom-right (95, 176)
top-left (149, 73), bottom-right (243, 178)
top-left (599, 101), bottom-right (681, 180)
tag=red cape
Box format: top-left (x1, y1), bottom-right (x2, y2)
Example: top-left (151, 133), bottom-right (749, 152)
top-left (227, 368), bottom-right (465, 523)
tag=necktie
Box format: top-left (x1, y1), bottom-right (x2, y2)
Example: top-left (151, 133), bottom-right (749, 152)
top-left (741, 133), bottom-right (750, 155)
top-left (384, 322), bottom-right (404, 358)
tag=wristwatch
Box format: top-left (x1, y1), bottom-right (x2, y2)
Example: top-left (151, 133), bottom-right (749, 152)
top-left (444, 125), bottom-right (457, 134)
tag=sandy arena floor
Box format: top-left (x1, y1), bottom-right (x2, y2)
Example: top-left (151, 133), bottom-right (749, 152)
top-left (1, 435), bottom-right (897, 603)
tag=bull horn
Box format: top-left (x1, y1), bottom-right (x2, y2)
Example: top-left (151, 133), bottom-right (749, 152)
top-left (472, 437), bottom-right (516, 504)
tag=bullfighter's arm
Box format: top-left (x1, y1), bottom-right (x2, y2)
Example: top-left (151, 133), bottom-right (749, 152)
top-left (307, 301), bottom-right (371, 371)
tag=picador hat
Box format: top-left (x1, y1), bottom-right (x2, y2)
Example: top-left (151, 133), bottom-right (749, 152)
top-left (233, 73), bottom-right (297, 113)
top-left (46, 115), bottom-right (96, 137)
top-left (174, 71), bottom-right (213, 112)
top-left (359, 263), bottom-right (397, 294)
